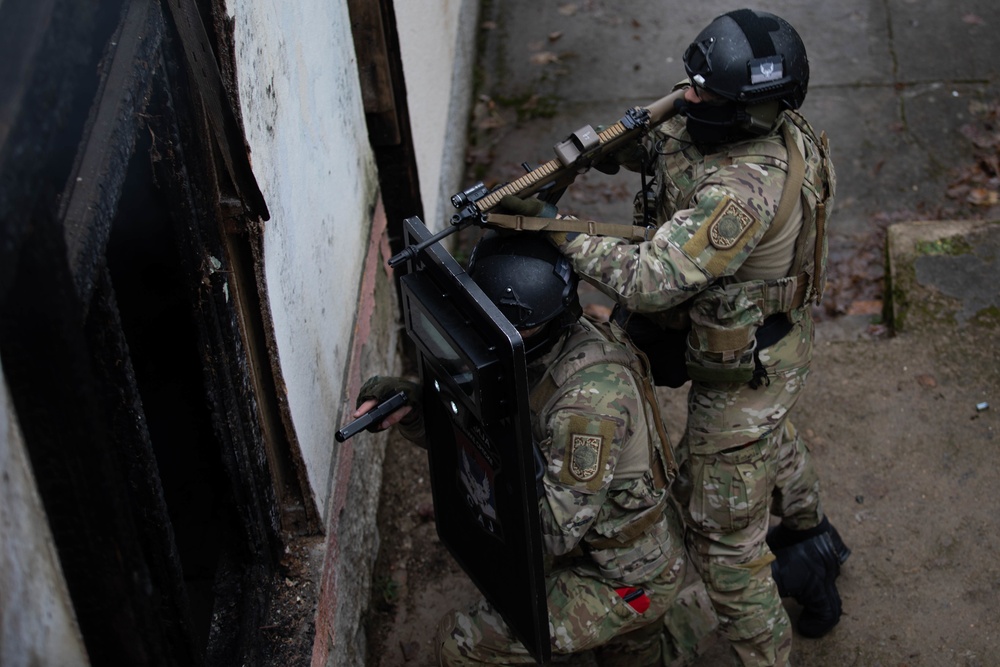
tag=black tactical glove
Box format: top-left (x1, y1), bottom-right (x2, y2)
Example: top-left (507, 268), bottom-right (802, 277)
top-left (496, 195), bottom-right (581, 247)
top-left (768, 518), bottom-right (851, 638)
top-left (592, 132), bottom-right (650, 175)
top-left (357, 375), bottom-right (425, 445)
top-left (497, 194), bottom-right (558, 218)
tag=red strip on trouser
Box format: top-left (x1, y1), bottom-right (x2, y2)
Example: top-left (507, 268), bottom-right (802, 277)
top-left (615, 586), bottom-right (650, 614)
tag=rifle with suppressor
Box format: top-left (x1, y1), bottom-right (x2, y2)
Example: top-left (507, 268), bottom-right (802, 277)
top-left (388, 88), bottom-right (687, 267)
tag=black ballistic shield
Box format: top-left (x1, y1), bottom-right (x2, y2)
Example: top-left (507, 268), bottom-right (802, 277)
top-left (398, 217), bottom-right (550, 664)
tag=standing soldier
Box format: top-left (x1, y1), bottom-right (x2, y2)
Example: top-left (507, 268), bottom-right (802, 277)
top-left (500, 9), bottom-right (849, 667)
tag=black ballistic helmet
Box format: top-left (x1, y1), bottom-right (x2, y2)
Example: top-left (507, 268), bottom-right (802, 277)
top-left (684, 9), bottom-right (809, 110)
top-left (467, 232), bottom-right (578, 330)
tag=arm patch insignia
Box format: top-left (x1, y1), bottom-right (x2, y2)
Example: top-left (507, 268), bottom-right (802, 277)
top-left (558, 414), bottom-right (616, 491)
top-left (569, 434), bottom-right (602, 481)
top-left (708, 199), bottom-right (755, 250)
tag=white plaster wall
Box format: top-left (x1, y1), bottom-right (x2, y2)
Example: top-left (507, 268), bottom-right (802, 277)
top-left (395, 0), bottom-right (480, 231)
top-left (1, 366), bottom-right (89, 667)
top-left (226, 0), bottom-right (378, 519)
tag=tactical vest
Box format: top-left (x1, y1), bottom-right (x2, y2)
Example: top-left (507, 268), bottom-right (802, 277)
top-left (653, 111), bottom-right (836, 383)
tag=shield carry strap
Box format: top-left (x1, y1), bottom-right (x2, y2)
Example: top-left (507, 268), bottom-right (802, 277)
top-left (637, 377), bottom-right (677, 484)
top-left (485, 213), bottom-right (654, 241)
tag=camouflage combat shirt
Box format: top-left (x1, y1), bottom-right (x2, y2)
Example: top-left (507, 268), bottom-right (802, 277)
top-left (559, 108), bottom-right (835, 335)
top-left (529, 316), bottom-right (681, 585)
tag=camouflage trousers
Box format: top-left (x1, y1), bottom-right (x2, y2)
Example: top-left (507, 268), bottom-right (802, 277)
top-left (673, 316), bottom-right (824, 667)
top-left (437, 521), bottom-right (707, 665)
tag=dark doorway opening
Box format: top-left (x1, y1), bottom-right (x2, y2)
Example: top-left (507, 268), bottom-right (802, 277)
top-left (106, 124), bottom-right (237, 649)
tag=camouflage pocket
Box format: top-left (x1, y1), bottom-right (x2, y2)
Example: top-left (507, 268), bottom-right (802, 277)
top-left (548, 574), bottom-right (641, 653)
top-left (685, 344), bottom-right (757, 384)
top-left (690, 445), bottom-right (771, 533)
top-left (706, 560), bottom-right (752, 593)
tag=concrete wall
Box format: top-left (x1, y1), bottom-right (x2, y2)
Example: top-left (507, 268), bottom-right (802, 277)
top-left (0, 364), bottom-right (89, 667)
top-left (226, 0), bottom-right (382, 522)
top-left (225, 1), bottom-right (478, 664)
top-left (397, 0), bottom-right (481, 230)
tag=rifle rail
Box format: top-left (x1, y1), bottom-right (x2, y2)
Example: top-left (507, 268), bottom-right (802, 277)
top-left (388, 88), bottom-right (687, 268)
top-left (473, 88), bottom-right (684, 214)
top-left (472, 119), bottom-right (636, 213)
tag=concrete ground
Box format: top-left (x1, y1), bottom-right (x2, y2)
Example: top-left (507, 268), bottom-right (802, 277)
top-left (366, 1), bottom-right (1000, 665)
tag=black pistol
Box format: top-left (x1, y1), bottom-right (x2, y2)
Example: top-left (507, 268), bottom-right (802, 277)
top-left (335, 391), bottom-right (408, 443)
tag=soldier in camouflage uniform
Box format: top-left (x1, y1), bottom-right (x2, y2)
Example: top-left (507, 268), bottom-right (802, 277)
top-left (499, 9), bottom-right (850, 667)
top-left (353, 233), bottom-right (716, 665)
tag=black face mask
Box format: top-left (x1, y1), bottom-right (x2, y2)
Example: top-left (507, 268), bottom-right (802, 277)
top-left (677, 99), bottom-right (756, 146)
top-left (523, 303), bottom-right (581, 364)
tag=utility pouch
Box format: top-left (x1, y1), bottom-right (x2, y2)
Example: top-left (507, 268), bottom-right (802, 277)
top-left (685, 340), bottom-right (757, 384)
top-left (684, 285), bottom-right (763, 385)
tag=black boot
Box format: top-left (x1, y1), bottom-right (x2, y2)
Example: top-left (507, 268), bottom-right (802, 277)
top-left (768, 518), bottom-right (850, 638)
top-left (769, 517), bottom-right (851, 564)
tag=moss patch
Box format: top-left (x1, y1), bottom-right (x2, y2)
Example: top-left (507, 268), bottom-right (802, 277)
top-left (915, 236), bottom-right (973, 257)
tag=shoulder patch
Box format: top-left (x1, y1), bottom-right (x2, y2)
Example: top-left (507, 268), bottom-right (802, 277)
top-left (569, 433), bottom-right (602, 481)
top-left (707, 198), bottom-right (755, 250)
top-left (558, 414), bottom-right (617, 491)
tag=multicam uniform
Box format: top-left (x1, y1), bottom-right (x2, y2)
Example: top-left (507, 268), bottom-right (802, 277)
top-left (438, 317), bottom-right (709, 666)
top-left (555, 108), bottom-right (836, 666)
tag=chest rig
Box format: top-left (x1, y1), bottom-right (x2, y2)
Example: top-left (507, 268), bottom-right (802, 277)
top-left (651, 111), bottom-right (836, 384)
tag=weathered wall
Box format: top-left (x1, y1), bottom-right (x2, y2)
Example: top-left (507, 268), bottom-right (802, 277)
top-left (224, 0), bottom-right (480, 523)
top-left (226, 0), bottom-right (381, 522)
top-left (396, 0), bottom-right (481, 230)
top-left (1, 0), bottom-right (479, 662)
top-left (224, 0), bottom-right (479, 664)
top-left (224, 6), bottom-right (397, 661)
top-left (0, 364), bottom-right (89, 667)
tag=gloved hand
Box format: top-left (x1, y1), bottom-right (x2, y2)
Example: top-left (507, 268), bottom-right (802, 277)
top-left (497, 194), bottom-right (557, 218)
top-left (547, 228), bottom-right (580, 248)
top-left (356, 375), bottom-right (425, 445)
top-left (592, 134), bottom-right (650, 175)
top-left (497, 194), bottom-right (577, 246)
